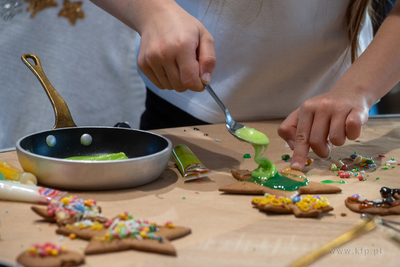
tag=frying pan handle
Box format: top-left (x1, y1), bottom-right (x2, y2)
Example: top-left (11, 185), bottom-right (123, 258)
top-left (113, 122), bottom-right (132, 129)
top-left (21, 54), bottom-right (77, 129)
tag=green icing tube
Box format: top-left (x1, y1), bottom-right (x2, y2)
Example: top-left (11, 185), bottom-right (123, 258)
top-left (172, 144), bottom-right (213, 181)
top-left (66, 152), bottom-right (129, 161)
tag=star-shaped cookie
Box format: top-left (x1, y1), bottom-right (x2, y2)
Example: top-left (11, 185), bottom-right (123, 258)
top-left (219, 169), bottom-right (342, 197)
top-left (26, 0), bottom-right (58, 18)
top-left (72, 213), bottom-right (192, 256)
top-left (58, 0), bottom-right (85, 25)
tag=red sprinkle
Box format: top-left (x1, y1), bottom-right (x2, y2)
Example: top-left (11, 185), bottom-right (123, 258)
top-left (379, 155), bottom-right (386, 157)
top-left (358, 176), bottom-right (364, 181)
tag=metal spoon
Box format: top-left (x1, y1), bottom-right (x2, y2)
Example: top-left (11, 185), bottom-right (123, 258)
top-left (204, 84), bottom-right (255, 144)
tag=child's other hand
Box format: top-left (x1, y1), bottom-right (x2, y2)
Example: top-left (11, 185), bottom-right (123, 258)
top-left (277, 89), bottom-right (370, 170)
top-left (137, 3), bottom-right (216, 92)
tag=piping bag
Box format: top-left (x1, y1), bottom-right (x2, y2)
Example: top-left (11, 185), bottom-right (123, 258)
top-left (0, 180), bottom-right (67, 204)
top-left (172, 144), bottom-right (213, 181)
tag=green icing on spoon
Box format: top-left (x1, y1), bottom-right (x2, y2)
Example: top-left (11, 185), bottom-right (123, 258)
top-left (235, 127), bottom-right (308, 191)
top-left (66, 152), bottom-right (128, 161)
top-left (235, 127), bottom-right (269, 145)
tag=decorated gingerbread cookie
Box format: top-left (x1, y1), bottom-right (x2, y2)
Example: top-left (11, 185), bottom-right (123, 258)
top-left (82, 212), bottom-right (191, 256)
top-left (345, 187), bottom-right (400, 216)
top-left (221, 127), bottom-right (341, 197)
top-left (252, 194), bottom-right (333, 218)
top-left (31, 195), bottom-right (107, 226)
top-left (219, 169), bottom-right (342, 197)
top-left (16, 243), bottom-right (84, 267)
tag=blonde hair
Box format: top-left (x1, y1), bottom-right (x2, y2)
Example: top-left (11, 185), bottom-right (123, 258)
top-left (345, 0), bottom-right (372, 63)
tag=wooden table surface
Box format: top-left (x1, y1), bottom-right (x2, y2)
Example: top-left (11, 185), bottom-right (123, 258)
top-left (1, 118), bottom-right (400, 267)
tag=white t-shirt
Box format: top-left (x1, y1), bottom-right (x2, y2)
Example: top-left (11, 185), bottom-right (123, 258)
top-left (136, 0), bottom-right (373, 123)
top-left (0, 1), bottom-right (146, 149)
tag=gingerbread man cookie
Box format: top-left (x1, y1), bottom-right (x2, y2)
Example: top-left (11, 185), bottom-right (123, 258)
top-left (31, 195), bottom-right (107, 226)
top-left (219, 169), bottom-right (342, 197)
top-left (252, 194), bottom-right (334, 218)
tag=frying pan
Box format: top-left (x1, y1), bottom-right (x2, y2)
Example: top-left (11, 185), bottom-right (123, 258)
top-left (16, 54), bottom-right (172, 190)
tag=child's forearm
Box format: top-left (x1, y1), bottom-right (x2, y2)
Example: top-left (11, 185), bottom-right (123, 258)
top-left (90, 0), bottom-right (180, 34)
top-left (337, 2), bottom-right (400, 108)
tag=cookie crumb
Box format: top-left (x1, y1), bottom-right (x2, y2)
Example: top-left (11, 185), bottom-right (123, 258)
top-left (340, 213), bottom-right (347, 217)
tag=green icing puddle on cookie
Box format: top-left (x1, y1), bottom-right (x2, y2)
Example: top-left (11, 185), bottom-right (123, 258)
top-left (235, 127), bottom-right (309, 191)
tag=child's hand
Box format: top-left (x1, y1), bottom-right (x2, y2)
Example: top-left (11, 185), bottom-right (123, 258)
top-left (137, 3), bottom-right (216, 92)
top-left (278, 88), bottom-right (370, 170)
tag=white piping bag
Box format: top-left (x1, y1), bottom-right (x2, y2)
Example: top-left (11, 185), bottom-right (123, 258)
top-left (0, 181), bottom-right (66, 204)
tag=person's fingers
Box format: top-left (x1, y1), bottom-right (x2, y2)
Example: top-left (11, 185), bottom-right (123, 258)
top-left (151, 65), bottom-right (174, 90)
top-left (137, 46), bottom-right (176, 89)
top-left (290, 105), bottom-right (313, 170)
top-left (164, 61), bottom-right (187, 92)
top-left (137, 47), bottom-right (166, 89)
top-left (328, 111), bottom-right (347, 146)
top-left (198, 31), bottom-right (216, 85)
top-left (277, 108), bottom-right (300, 150)
top-left (175, 39), bottom-right (203, 92)
top-left (346, 107), bottom-right (369, 140)
top-left (308, 110), bottom-right (331, 158)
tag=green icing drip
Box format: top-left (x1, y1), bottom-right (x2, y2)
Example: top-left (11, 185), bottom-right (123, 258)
top-left (66, 152), bottom-right (128, 161)
top-left (235, 127), bottom-right (308, 191)
top-left (320, 180), bottom-right (346, 184)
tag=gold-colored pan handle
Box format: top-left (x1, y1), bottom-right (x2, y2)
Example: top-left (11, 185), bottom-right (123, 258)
top-left (21, 54), bottom-right (77, 129)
